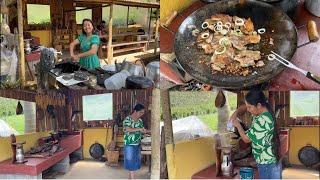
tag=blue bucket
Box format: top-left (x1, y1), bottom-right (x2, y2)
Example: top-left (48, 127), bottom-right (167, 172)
top-left (239, 167), bottom-right (254, 179)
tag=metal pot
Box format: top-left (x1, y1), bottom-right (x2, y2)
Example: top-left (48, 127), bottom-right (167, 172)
top-left (145, 61), bottom-right (160, 88)
top-left (305, 0), bottom-right (320, 17)
top-left (221, 153), bottom-right (233, 176)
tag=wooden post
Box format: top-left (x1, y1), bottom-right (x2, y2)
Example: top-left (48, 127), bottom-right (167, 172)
top-left (107, 4), bottom-right (113, 64)
top-left (161, 89), bottom-right (174, 146)
top-left (160, 126), bottom-right (168, 179)
top-left (126, 6), bottom-right (129, 28)
top-left (17, 0), bottom-right (26, 87)
top-left (150, 89), bottom-right (160, 179)
top-left (154, 9), bottom-right (160, 54)
top-left (147, 8), bottom-right (152, 44)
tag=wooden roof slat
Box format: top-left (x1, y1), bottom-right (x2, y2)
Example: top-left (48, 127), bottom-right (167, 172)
top-left (73, 0), bottom-right (159, 8)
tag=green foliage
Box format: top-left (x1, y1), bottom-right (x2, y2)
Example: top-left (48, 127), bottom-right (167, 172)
top-left (0, 97), bottom-right (18, 117)
top-left (0, 97), bottom-right (25, 134)
top-left (167, 91), bottom-right (237, 130)
top-left (198, 113), bottom-right (218, 130)
top-left (169, 91), bottom-right (237, 120)
top-left (2, 115), bottom-right (25, 134)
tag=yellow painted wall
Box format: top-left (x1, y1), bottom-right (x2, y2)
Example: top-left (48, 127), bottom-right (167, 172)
top-left (82, 128), bottom-right (113, 159)
top-left (0, 131), bottom-right (51, 162)
top-left (28, 30), bottom-right (52, 47)
top-left (160, 0), bottom-right (197, 23)
top-left (166, 137), bottom-right (216, 179)
top-left (289, 126), bottom-right (320, 165)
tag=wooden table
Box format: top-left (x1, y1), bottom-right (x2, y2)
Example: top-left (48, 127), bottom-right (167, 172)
top-left (0, 134), bottom-right (82, 177)
top-left (160, 0), bottom-right (320, 90)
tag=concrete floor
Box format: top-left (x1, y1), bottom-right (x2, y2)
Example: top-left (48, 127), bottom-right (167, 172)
top-left (282, 166), bottom-right (319, 179)
top-left (53, 160), bottom-right (319, 179)
top-left (55, 160), bottom-right (150, 179)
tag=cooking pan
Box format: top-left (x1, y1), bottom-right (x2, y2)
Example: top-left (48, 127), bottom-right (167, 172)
top-left (174, 0), bottom-right (316, 89)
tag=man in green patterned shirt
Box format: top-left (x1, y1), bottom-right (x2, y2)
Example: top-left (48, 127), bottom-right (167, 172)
top-left (231, 91), bottom-right (282, 179)
top-left (123, 104), bottom-right (149, 179)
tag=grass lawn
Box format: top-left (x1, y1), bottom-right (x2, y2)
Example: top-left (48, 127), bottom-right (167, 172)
top-left (2, 115), bottom-right (25, 134)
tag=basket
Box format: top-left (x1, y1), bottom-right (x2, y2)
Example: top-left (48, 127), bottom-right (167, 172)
top-left (106, 150), bottom-right (119, 163)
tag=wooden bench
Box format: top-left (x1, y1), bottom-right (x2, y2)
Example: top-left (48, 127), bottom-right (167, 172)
top-left (102, 40), bottom-right (149, 55)
top-left (0, 134), bottom-right (82, 178)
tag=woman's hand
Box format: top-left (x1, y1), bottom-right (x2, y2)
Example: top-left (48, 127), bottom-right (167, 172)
top-left (231, 117), bottom-right (241, 129)
top-left (140, 128), bottom-right (150, 134)
top-left (71, 54), bottom-right (80, 61)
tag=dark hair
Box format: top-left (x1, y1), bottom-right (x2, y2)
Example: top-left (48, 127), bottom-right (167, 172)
top-left (134, 103), bottom-right (145, 112)
top-left (82, 18), bottom-right (95, 36)
top-left (101, 20), bottom-right (106, 24)
top-left (245, 91), bottom-right (280, 162)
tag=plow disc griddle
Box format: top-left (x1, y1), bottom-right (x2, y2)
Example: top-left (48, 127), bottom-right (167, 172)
top-left (174, 0), bottom-right (297, 89)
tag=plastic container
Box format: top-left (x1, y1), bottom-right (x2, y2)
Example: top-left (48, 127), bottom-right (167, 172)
top-left (145, 61), bottom-right (160, 88)
top-left (104, 70), bottom-right (130, 90)
top-left (239, 167), bottom-right (254, 179)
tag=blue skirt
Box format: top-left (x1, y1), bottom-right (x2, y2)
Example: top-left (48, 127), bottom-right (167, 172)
top-left (124, 145), bottom-right (141, 171)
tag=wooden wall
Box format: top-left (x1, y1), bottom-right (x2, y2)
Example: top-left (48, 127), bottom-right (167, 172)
top-left (0, 88), bottom-right (153, 132)
top-left (236, 91), bottom-right (290, 127)
top-left (66, 89), bottom-right (153, 130)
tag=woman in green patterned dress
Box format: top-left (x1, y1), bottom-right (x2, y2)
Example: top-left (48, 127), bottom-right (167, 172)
top-left (69, 19), bottom-right (100, 70)
top-left (230, 91), bottom-right (282, 179)
top-left (123, 104), bottom-right (150, 179)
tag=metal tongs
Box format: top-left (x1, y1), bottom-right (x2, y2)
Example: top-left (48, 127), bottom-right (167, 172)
top-left (269, 51), bottom-right (320, 84)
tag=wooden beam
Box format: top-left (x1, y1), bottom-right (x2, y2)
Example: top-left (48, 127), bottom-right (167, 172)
top-left (154, 8), bottom-right (159, 54)
top-left (107, 3), bottom-right (113, 64)
top-left (1, 6), bottom-right (9, 14)
top-left (147, 8), bottom-right (152, 42)
top-left (17, 0), bottom-right (26, 87)
top-left (74, 0), bottom-right (160, 9)
top-left (150, 89), bottom-right (160, 179)
top-left (161, 89), bottom-right (174, 146)
top-left (284, 91), bottom-right (290, 126)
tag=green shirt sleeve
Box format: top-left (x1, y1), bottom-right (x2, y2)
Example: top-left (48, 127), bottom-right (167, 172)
top-left (91, 35), bottom-right (100, 46)
top-left (123, 117), bottom-right (132, 129)
top-left (77, 34), bottom-right (84, 43)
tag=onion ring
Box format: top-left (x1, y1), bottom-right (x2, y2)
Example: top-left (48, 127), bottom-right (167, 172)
top-left (215, 46), bottom-right (226, 55)
top-left (235, 18), bottom-right (244, 26)
top-left (202, 22), bottom-right (209, 29)
top-left (219, 37), bottom-right (231, 46)
top-left (258, 28), bottom-right (266, 34)
top-left (216, 21), bottom-right (223, 26)
top-left (224, 22), bottom-right (231, 29)
top-left (201, 32), bottom-right (210, 39)
top-left (192, 29), bottom-right (200, 36)
top-left (215, 25), bottom-right (223, 31)
top-left (268, 54), bottom-right (276, 61)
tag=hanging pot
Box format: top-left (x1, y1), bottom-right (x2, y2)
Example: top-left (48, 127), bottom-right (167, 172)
top-left (16, 101), bottom-right (23, 115)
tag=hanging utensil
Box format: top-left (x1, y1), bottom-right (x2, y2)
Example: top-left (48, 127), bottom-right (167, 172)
top-left (270, 51), bottom-right (320, 84)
